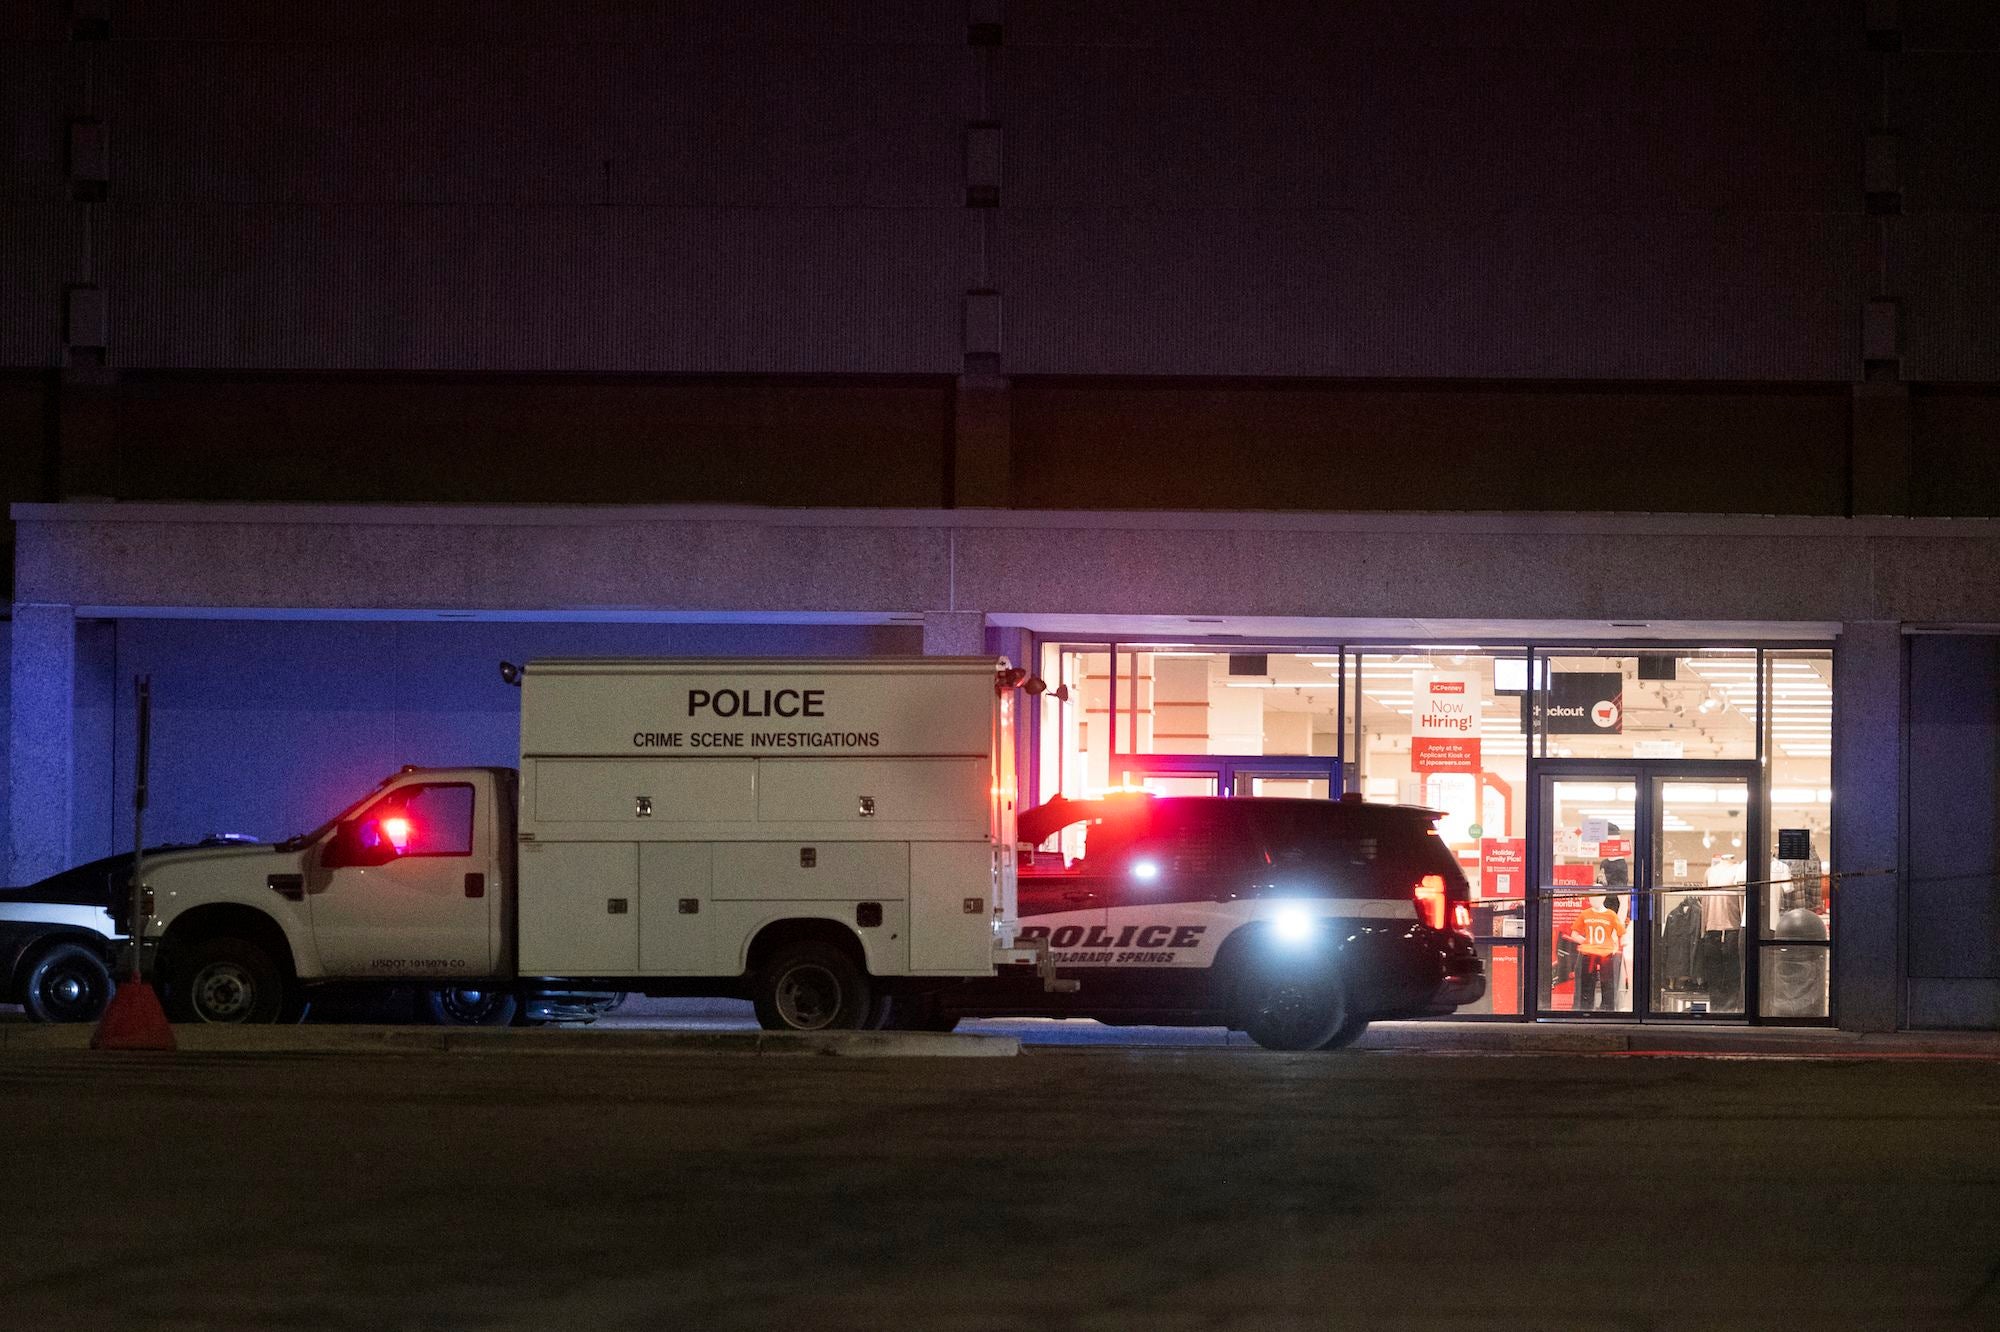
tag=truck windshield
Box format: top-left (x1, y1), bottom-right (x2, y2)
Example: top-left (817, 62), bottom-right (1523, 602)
top-left (274, 778), bottom-right (403, 852)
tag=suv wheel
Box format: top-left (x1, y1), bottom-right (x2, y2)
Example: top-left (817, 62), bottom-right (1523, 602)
top-left (1316, 1014), bottom-right (1370, 1051)
top-left (1240, 966), bottom-right (1348, 1051)
top-left (23, 942), bottom-right (114, 1023)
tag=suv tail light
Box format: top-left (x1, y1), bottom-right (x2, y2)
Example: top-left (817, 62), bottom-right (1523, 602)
top-left (1415, 874), bottom-right (1448, 931)
top-left (1452, 902), bottom-right (1471, 931)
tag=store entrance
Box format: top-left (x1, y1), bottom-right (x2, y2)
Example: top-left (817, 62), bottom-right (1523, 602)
top-left (1534, 761), bottom-right (1760, 1020)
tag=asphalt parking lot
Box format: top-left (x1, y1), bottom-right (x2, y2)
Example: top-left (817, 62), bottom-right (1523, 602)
top-left (3, 1036), bottom-right (1996, 1331)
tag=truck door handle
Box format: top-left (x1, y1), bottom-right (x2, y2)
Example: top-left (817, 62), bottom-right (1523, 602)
top-left (465, 873), bottom-right (486, 899)
top-left (268, 873), bottom-right (304, 902)
top-left (1062, 891), bottom-right (1095, 904)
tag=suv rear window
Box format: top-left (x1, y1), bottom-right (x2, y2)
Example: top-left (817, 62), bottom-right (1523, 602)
top-left (1116, 801), bottom-right (1259, 878)
top-left (1246, 802), bottom-right (1469, 899)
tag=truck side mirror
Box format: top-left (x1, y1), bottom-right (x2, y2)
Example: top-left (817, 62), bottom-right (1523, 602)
top-left (323, 819), bottom-right (400, 870)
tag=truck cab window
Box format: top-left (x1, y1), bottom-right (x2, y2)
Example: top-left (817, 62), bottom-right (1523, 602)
top-left (362, 783), bottom-right (475, 857)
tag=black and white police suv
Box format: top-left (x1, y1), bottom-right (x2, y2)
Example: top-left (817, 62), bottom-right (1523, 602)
top-left (938, 793), bottom-right (1485, 1050)
top-left (0, 854), bottom-right (127, 1022)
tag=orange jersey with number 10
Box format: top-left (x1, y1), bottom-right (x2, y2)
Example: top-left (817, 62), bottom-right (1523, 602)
top-left (1572, 907), bottom-right (1626, 958)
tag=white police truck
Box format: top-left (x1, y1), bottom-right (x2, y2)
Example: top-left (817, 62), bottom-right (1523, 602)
top-left (119, 658), bottom-right (1057, 1027)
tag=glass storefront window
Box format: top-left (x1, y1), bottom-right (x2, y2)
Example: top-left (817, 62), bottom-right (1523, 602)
top-left (1762, 650), bottom-right (1832, 1018)
top-left (1115, 650), bottom-right (1137, 754)
top-left (1121, 651), bottom-right (1345, 760)
top-left (1233, 773), bottom-right (1332, 798)
top-left (1038, 645), bottom-right (1109, 800)
top-left (1352, 650), bottom-right (1531, 1016)
top-left (1535, 650), bottom-right (1758, 760)
top-left (1031, 639), bottom-right (1835, 1026)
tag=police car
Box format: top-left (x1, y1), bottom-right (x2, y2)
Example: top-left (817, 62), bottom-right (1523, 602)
top-left (0, 853), bottom-right (127, 1021)
top-left (920, 793), bottom-right (1485, 1050)
top-left (1, 836), bottom-right (277, 1022)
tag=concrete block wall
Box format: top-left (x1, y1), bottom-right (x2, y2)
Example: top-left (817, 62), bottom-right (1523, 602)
top-left (4, 4), bottom-right (1996, 527)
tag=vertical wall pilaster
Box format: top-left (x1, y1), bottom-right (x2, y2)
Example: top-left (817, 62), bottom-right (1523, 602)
top-left (952, 0), bottom-right (1011, 509)
top-left (1832, 620), bottom-right (1904, 1031)
top-left (8, 603), bottom-right (76, 883)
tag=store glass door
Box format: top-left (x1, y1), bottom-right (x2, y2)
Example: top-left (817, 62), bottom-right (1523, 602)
top-left (1538, 775), bottom-right (1638, 1015)
top-left (1535, 762), bottom-right (1759, 1020)
top-left (1649, 774), bottom-right (1752, 1017)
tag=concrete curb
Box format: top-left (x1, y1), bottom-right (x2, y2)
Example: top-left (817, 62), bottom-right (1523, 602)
top-left (0, 1023), bottom-right (1019, 1058)
top-left (1356, 1020), bottom-right (2000, 1058)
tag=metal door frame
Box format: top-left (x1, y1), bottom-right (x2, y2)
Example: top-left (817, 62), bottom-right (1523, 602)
top-left (1111, 753), bottom-right (1341, 796)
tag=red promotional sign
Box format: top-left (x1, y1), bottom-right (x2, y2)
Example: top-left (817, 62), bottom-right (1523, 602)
top-left (1412, 670), bottom-right (1482, 773)
top-left (1599, 836), bottom-right (1632, 858)
top-left (1552, 863), bottom-right (1597, 887)
top-left (1412, 736), bottom-right (1481, 773)
top-left (1480, 837), bottom-right (1526, 898)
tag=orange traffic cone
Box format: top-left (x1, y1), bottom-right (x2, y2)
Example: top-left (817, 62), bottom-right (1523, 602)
top-left (92, 975), bottom-right (177, 1051)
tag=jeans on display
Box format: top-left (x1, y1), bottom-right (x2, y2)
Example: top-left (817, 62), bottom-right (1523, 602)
top-left (1576, 955), bottom-right (1615, 1011)
top-left (1695, 929), bottom-right (1744, 1012)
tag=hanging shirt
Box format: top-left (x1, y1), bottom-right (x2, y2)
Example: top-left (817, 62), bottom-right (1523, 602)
top-left (1701, 857), bottom-right (1746, 931)
top-left (1571, 907), bottom-right (1626, 958)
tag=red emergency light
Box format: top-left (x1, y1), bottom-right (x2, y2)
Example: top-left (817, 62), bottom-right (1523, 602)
top-left (378, 815), bottom-right (414, 853)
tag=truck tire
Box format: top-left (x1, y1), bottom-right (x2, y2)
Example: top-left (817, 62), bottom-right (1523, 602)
top-left (422, 986), bottom-right (519, 1026)
top-left (168, 936), bottom-right (290, 1024)
top-left (753, 941), bottom-right (873, 1032)
top-left (1239, 965), bottom-right (1348, 1052)
top-left (1316, 1014), bottom-right (1370, 1051)
top-left (22, 942), bottom-right (114, 1023)
top-left (875, 993), bottom-right (961, 1032)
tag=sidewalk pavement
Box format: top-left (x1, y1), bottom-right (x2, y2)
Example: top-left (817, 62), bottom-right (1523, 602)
top-left (0, 1022), bottom-right (1019, 1058)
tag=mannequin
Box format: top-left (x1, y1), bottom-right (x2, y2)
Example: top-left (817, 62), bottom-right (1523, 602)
top-left (1697, 854), bottom-right (1745, 1009)
top-left (1766, 857), bottom-right (1793, 934)
top-left (1701, 854), bottom-right (1745, 931)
